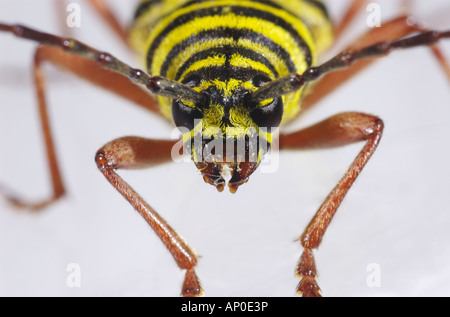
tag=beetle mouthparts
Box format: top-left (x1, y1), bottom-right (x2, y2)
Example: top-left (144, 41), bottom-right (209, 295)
top-left (195, 161), bottom-right (260, 193)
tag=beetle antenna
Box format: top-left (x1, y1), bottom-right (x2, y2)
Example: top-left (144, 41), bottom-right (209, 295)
top-left (250, 29), bottom-right (450, 105)
top-left (146, 76), bottom-right (206, 104)
top-left (0, 23), bottom-right (205, 104)
top-left (249, 73), bottom-right (304, 104)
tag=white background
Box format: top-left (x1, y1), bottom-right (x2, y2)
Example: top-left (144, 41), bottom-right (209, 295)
top-left (0, 0), bottom-right (449, 297)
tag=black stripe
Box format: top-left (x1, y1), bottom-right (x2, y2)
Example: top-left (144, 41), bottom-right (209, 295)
top-left (229, 6), bottom-right (311, 66)
top-left (133, 0), bottom-right (163, 20)
top-left (147, 5), bottom-right (312, 73)
top-left (157, 28), bottom-right (296, 78)
top-left (186, 66), bottom-right (265, 82)
top-left (173, 45), bottom-right (279, 81)
top-left (179, 0), bottom-right (318, 23)
top-left (179, 0), bottom-right (285, 11)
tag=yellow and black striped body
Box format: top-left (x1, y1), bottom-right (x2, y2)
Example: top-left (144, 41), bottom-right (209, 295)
top-left (131, 0), bottom-right (333, 123)
top-left (130, 0), bottom-right (334, 190)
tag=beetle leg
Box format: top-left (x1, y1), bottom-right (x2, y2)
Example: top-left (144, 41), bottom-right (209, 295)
top-left (0, 22), bottom-right (201, 210)
top-left (0, 43), bottom-right (160, 210)
top-left (85, 0), bottom-right (130, 46)
top-left (331, 0), bottom-right (417, 41)
top-left (333, 0), bottom-right (369, 40)
top-left (33, 45), bottom-right (160, 113)
top-left (279, 112), bottom-right (384, 297)
top-left (95, 136), bottom-right (202, 297)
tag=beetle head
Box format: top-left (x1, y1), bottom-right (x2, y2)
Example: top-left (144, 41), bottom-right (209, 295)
top-left (172, 73), bottom-right (282, 192)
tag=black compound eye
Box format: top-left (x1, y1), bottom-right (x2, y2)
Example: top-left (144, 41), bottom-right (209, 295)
top-left (173, 74), bottom-right (208, 130)
top-left (248, 75), bottom-right (284, 129)
top-left (248, 96), bottom-right (283, 130)
top-left (172, 100), bottom-right (203, 131)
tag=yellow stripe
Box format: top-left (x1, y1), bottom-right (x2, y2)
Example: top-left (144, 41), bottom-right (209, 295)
top-left (237, 39), bottom-right (290, 76)
top-left (164, 37), bottom-right (291, 83)
top-left (130, 0), bottom-right (192, 52)
top-left (165, 38), bottom-right (235, 80)
top-left (151, 14), bottom-right (310, 77)
top-left (271, 0), bottom-right (333, 52)
top-left (146, 0), bottom-right (316, 76)
top-left (178, 54), bottom-right (227, 82)
top-left (209, 78), bottom-right (255, 96)
top-left (229, 54), bottom-right (274, 78)
top-left (130, 0), bottom-right (331, 124)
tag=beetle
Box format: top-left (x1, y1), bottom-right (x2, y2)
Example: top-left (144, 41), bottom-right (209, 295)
top-left (0, 0), bottom-right (449, 296)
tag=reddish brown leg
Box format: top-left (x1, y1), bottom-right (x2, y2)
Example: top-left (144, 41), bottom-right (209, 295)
top-left (303, 16), bottom-right (450, 111)
top-left (33, 45), bottom-right (160, 113)
top-left (95, 136), bottom-right (202, 297)
top-left (53, 0), bottom-right (129, 44)
top-left (331, 0), bottom-right (416, 40)
top-left (333, 0), bottom-right (368, 40)
top-left (279, 112), bottom-right (384, 297)
top-left (53, 0), bottom-right (130, 46)
top-left (53, 0), bottom-right (71, 37)
top-left (0, 46), bottom-right (66, 209)
top-left (0, 23), bottom-right (204, 295)
top-left (0, 20), bottom-right (168, 209)
top-left (86, 0), bottom-right (130, 46)
top-left (0, 43), bottom-right (159, 210)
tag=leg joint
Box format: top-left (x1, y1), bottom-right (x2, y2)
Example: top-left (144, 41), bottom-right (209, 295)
top-left (95, 150), bottom-right (114, 171)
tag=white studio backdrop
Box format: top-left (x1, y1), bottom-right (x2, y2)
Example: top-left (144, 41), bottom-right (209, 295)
top-left (0, 0), bottom-right (449, 297)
